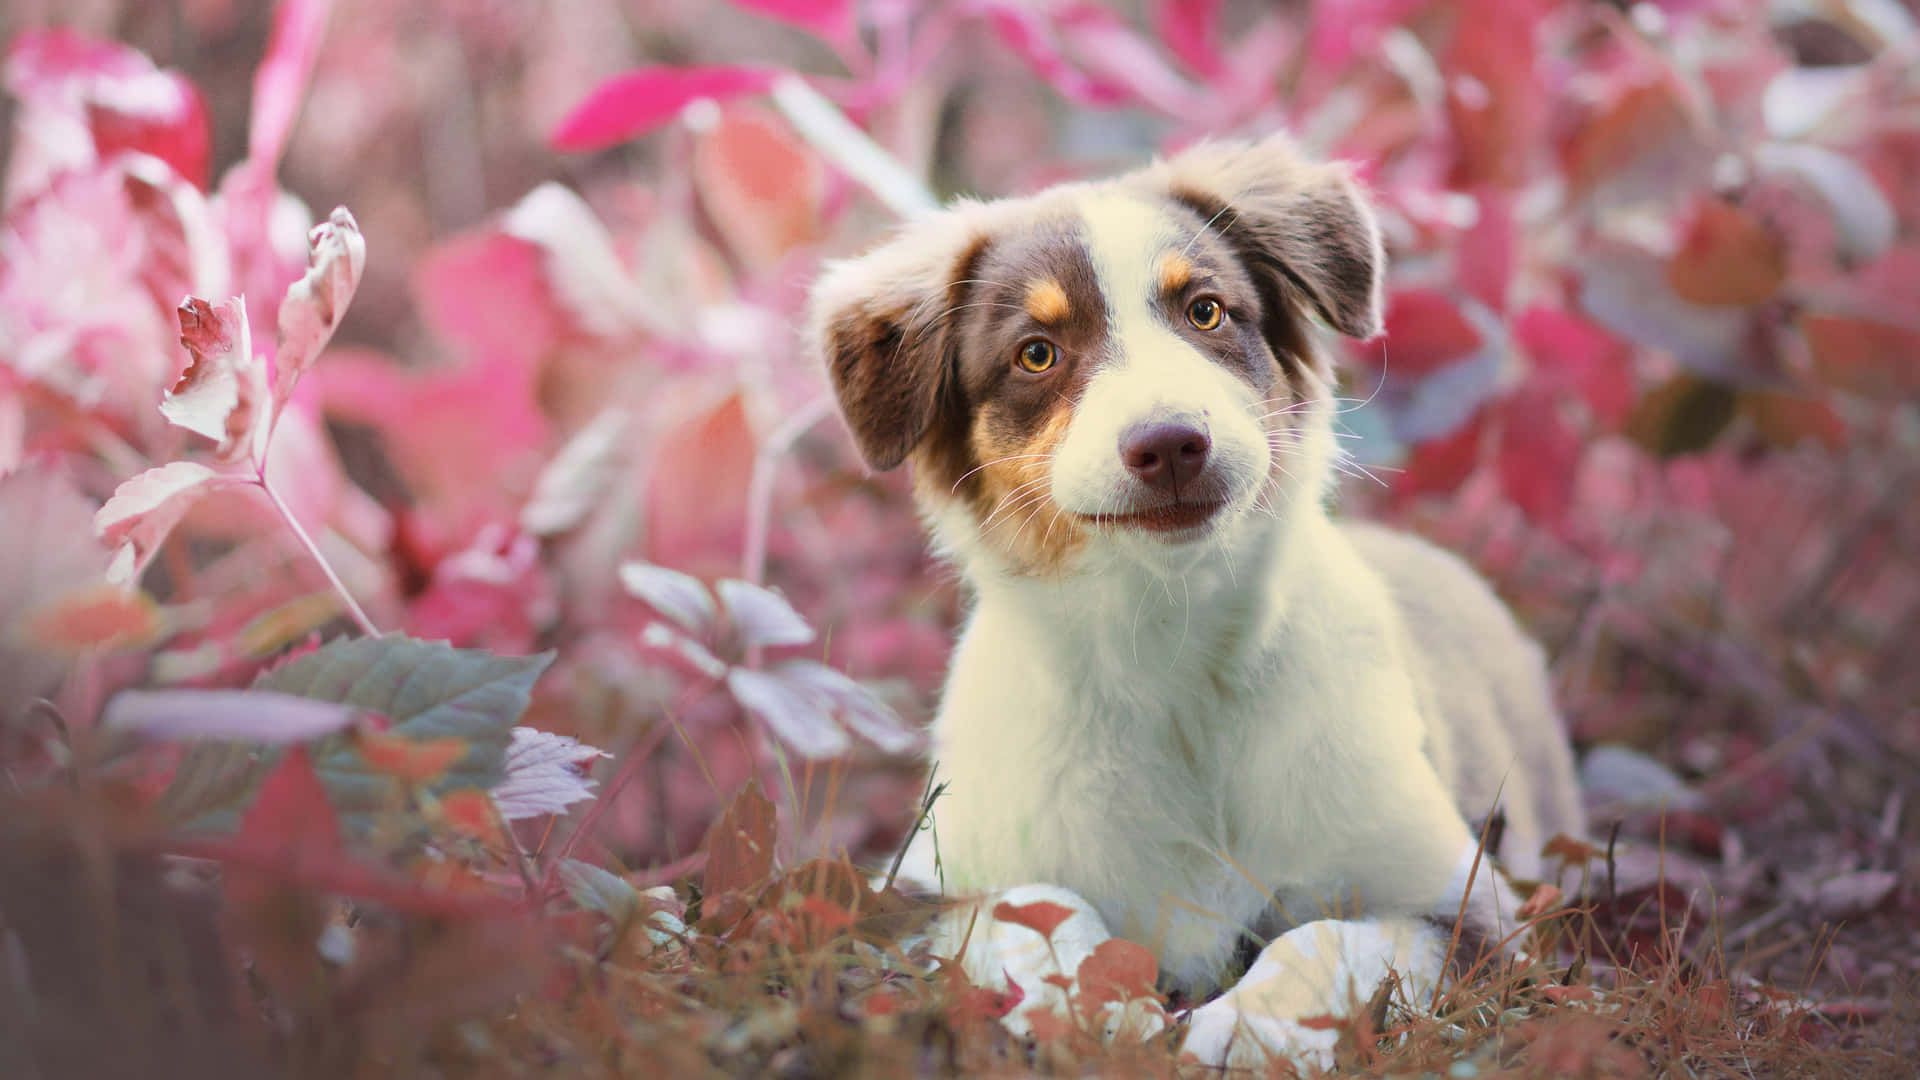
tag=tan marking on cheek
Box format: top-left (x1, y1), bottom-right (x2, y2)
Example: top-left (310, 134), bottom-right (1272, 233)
top-left (1024, 278), bottom-right (1071, 323)
top-left (1157, 253), bottom-right (1193, 294)
top-left (968, 406), bottom-right (1086, 575)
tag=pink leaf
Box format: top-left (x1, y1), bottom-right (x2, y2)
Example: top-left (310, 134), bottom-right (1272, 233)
top-left (249, 0), bottom-right (332, 170)
top-left (163, 295), bottom-right (268, 466)
top-left (93, 461), bottom-right (245, 585)
top-left (550, 66), bottom-right (777, 152)
top-left (273, 205), bottom-right (365, 402)
top-left (726, 667), bottom-right (851, 758)
top-left (103, 688), bottom-right (358, 742)
top-left (717, 579), bottom-right (816, 649)
top-left (490, 726), bottom-right (608, 821)
top-left (1153, 0), bottom-right (1226, 78)
top-left (725, 0), bottom-right (855, 42)
top-left (619, 563), bottom-right (717, 635)
top-left (979, 3), bottom-right (1132, 108)
top-left (692, 107), bottom-right (825, 270)
top-left (1053, 4), bottom-right (1199, 116)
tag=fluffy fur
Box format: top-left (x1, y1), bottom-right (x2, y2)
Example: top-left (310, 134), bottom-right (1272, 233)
top-left (810, 136), bottom-right (1584, 996)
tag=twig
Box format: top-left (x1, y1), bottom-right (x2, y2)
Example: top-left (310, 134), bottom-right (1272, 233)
top-left (769, 75), bottom-right (939, 220)
top-left (884, 769), bottom-right (947, 893)
top-left (257, 473), bottom-right (381, 638)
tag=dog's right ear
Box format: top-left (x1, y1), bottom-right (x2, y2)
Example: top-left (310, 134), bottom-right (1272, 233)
top-left (808, 212), bottom-right (989, 472)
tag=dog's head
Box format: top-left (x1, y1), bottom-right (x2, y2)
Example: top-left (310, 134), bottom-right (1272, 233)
top-left (810, 137), bottom-right (1384, 577)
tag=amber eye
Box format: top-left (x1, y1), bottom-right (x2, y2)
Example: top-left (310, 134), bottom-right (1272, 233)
top-left (1016, 340), bottom-right (1058, 374)
top-left (1187, 297), bottom-right (1224, 331)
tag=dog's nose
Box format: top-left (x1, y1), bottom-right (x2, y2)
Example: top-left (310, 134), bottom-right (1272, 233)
top-left (1119, 420), bottom-right (1211, 495)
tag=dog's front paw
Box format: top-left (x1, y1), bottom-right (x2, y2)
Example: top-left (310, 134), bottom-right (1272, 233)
top-left (1180, 918), bottom-right (1443, 1072)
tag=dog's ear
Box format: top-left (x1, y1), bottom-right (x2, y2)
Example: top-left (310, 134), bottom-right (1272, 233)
top-left (809, 212), bottom-right (988, 472)
top-left (1153, 136), bottom-right (1385, 341)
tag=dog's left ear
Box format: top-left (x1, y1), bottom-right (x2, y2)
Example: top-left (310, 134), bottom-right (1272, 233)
top-left (1151, 136), bottom-right (1386, 341)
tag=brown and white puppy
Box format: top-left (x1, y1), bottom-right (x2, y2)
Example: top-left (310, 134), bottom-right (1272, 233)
top-left (810, 137), bottom-right (1583, 1011)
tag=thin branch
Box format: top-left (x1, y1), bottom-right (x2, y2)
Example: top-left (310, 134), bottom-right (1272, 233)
top-left (257, 474), bottom-right (382, 638)
top-left (769, 75), bottom-right (939, 220)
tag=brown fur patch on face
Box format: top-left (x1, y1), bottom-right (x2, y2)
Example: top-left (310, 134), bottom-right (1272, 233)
top-left (1157, 252), bottom-right (1193, 294)
top-left (960, 404), bottom-right (1085, 574)
top-left (1024, 277), bottom-right (1071, 324)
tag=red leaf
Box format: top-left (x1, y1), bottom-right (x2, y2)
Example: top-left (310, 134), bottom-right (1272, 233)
top-left (1667, 198), bottom-right (1786, 307)
top-left (249, 0), bottom-right (331, 169)
top-left (1443, 1), bottom-right (1549, 189)
top-left (991, 898), bottom-right (1076, 941)
top-left (1298, 1013), bottom-right (1345, 1031)
top-left (439, 788), bottom-right (505, 845)
top-left (93, 461), bottom-right (246, 585)
top-left (551, 66), bottom-right (777, 152)
top-left (1542, 834), bottom-right (1601, 864)
top-left (1360, 290), bottom-right (1483, 377)
top-left (1457, 188), bottom-right (1516, 312)
top-left (725, 0), bottom-right (855, 42)
top-left (1496, 382), bottom-right (1583, 526)
top-left (237, 747), bottom-right (344, 874)
top-left (1514, 306), bottom-right (1636, 429)
top-left (1563, 74), bottom-right (1694, 196)
top-left (1394, 411), bottom-right (1487, 500)
top-left (273, 206), bottom-right (365, 402)
top-left (3, 28), bottom-right (212, 190)
top-left (979, 3), bottom-right (1133, 108)
top-left (1739, 390), bottom-right (1846, 451)
top-left (86, 76), bottom-right (212, 189)
top-left (164, 295), bottom-right (269, 466)
top-left (704, 779), bottom-right (778, 898)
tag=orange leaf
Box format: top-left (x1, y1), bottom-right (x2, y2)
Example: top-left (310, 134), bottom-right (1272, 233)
top-left (1802, 314), bottom-right (1920, 397)
top-left (1516, 882), bottom-right (1564, 921)
top-left (692, 105), bottom-right (823, 270)
top-left (439, 787), bottom-right (505, 845)
top-left (1666, 198), bottom-right (1785, 306)
top-left (992, 898), bottom-right (1076, 940)
top-left (1024, 1006), bottom-right (1073, 1042)
top-left (1076, 938), bottom-right (1158, 1006)
top-left (704, 779), bottom-right (777, 897)
top-left (1298, 1013), bottom-right (1345, 1031)
top-left (357, 729), bottom-right (469, 785)
top-left (1541, 834), bottom-right (1601, 864)
top-left (1541, 984), bottom-right (1597, 1004)
top-left (1739, 389), bottom-right (1847, 451)
top-left (22, 581), bottom-right (160, 653)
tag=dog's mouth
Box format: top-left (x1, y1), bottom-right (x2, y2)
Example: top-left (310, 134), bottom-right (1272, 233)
top-left (1078, 499), bottom-right (1227, 535)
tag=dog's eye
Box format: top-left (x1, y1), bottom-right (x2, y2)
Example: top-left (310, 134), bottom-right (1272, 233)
top-left (1187, 297), bottom-right (1224, 331)
top-left (1015, 340), bottom-right (1058, 374)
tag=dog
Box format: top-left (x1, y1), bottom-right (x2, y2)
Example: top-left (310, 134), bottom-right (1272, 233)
top-left (809, 136), bottom-right (1584, 1054)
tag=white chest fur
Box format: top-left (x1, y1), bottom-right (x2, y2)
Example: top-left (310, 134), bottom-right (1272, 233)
top-left (914, 508), bottom-right (1488, 990)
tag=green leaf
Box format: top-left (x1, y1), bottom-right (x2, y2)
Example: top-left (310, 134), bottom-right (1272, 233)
top-left (155, 635), bottom-right (554, 830)
top-left (559, 858), bottom-right (641, 933)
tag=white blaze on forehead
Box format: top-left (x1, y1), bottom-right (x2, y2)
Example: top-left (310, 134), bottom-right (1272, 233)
top-left (1077, 191), bottom-right (1180, 349)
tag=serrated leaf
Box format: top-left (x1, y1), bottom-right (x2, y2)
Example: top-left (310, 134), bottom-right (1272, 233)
top-left (490, 726), bottom-right (607, 821)
top-left (155, 635), bottom-right (554, 829)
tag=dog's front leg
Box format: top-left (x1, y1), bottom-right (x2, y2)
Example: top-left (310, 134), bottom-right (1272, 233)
top-left (1181, 917), bottom-right (1445, 1072)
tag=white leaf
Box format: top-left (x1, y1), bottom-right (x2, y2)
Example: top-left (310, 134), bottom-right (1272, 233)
top-left (104, 688), bottom-right (358, 742)
top-left (274, 205), bottom-right (366, 401)
top-left (522, 408), bottom-right (629, 536)
top-left (726, 667), bottom-right (849, 758)
top-left (93, 461), bottom-right (245, 586)
top-left (619, 562), bottom-right (715, 634)
top-left (1755, 142), bottom-right (1895, 263)
top-left (490, 726), bottom-right (608, 821)
top-left (716, 579), bottom-right (815, 648)
top-left (638, 622), bottom-right (729, 680)
top-left (1813, 870), bottom-right (1897, 921)
top-left (775, 660), bottom-right (919, 754)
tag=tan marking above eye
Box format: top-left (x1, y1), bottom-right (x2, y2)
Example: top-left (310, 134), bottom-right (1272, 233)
top-left (1015, 339), bottom-right (1058, 374)
top-left (1024, 278), bottom-right (1071, 323)
top-left (1157, 253), bottom-right (1193, 294)
top-left (1187, 296), bottom-right (1224, 330)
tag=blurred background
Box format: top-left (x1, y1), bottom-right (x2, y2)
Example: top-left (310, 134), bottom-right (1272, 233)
top-left (2, 0), bottom-right (1917, 1020)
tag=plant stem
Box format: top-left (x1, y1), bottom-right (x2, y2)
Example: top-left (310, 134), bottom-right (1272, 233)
top-left (257, 474), bottom-right (382, 638)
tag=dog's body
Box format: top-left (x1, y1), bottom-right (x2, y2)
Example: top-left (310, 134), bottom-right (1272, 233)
top-left (811, 137), bottom-right (1582, 999)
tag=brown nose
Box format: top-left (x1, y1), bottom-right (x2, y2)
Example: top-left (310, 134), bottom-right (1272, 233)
top-left (1119, 420), bottom-right (1211, 495)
